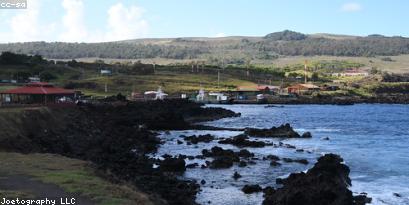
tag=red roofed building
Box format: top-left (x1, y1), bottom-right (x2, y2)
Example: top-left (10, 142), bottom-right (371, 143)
top-left (0, 82), bottom-right (75, 105)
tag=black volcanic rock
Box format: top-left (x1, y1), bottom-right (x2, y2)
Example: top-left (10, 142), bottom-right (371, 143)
top-left (301, 132), bottom-right (312, 138)
top-left (202, 146), bottom-right (256, 169)
top-left (263, 154), bottom-right (371, 205)
top-left (242, 184), bottom-right (262, 194)
top-left (183, 134), bottom-right (215, 144)
top-left (209, 156), bottom-right (234, 169)
top-left (219, 134), bottom-right (265, 147)
top-left (160, 157), bottom-right (186, 172)
top-left (282, 158), bottom-right (309, 165)
top-left (233, 171), bottom-right (242, 180)
top-left (237, 149), bottom-right (255, 158)
top-left (245, 123), bottom-right (310, 138)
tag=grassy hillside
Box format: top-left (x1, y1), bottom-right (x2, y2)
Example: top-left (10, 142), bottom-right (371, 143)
top-left (2, 30), bottom-right (409, 74)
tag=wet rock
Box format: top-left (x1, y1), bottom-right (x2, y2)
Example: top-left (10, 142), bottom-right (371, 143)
top-left (186, 163), bottom-right (199, 169)
top-left (244, 123), bottom-right (307, 138)
top-left (238, 161), bottom-right (247, 167)
top-left (201, 179), bottom-right (206, 185)
top-left (353, 195), bottom-right (372, 205)
top-left (284, 144), bottom-right (296, 149)
top-left (282, 158), bottom-right (309, 165)
top-left (296, 149), bottom-right (304, 152)
top-left (219, 134), bottom-right (265, 147)
top-left (195, 155), bottom-right (205, 159)
top-left (202, 146), bottom-right (255, 169)
top-left (270, 161), bottom-right (281, 166)
top-left (263, 186), bottom-right (276, 195)
top-left (393, 193), bottom-right (401, 197)
top-left (237, 149), bottom-right (255, 158)
top-left (160, 157), bottom-right (186, 172)
top-left (264, 155), bottom-right (280, 161)
top-left (263, 154), bottom-right (370, 205)
top-left (209, 157), bottom-right (234, 169)
top-left (187, 155), bottom-right (195, 160)
top-left (183, 134), bottom-right (215, 144)
top-left (202, 146), bottom-right (238, 160)
top-left (177, 140), bottom-right (183, 144)
top-left (301, 132), bottom-right (312, 138)
top-left (242, 184), bottom-right (262, 194)
top-left (233, 171), bottom-right (242, 180)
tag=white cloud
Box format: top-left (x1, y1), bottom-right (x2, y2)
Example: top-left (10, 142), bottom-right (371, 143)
top-left (104, 3), bottom-right (148, 41)
top-left (59, 0), bottom-right (88, 42)
top-left (341, 2), bottom-right (362, 12)
top-left (215, 33), bottom-right (226, 38)
top-left (0, 0), bottom-right (55, 42)
top-left (0, 0), bottom-right (149, 43)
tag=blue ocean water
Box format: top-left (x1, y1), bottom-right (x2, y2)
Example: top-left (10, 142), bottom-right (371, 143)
top-left (154, 104), bottom-right (409, 205)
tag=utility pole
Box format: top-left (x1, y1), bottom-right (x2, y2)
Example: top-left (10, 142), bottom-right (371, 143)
top-left (217, 69), bottom-right (220, 88)
top-left (304, 60), bottom-right (308, 84)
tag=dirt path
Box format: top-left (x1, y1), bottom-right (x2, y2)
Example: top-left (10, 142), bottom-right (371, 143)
top-left (0, 175), bottom-right (94, 205)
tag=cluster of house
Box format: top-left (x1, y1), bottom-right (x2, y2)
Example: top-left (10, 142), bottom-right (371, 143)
top-left (129, 83), bottom-right (340, 103)
top-left (0, 81), bottom-right (342, 106)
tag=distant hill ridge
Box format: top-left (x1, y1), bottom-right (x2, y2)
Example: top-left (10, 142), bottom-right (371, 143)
top-left (1, 30), bottom-right (409, 60)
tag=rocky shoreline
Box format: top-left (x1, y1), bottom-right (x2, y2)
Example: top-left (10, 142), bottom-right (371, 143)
top-left (0, 99), bottom-right (372, 205)
top-left (0, 99), bottom-right (238, 205)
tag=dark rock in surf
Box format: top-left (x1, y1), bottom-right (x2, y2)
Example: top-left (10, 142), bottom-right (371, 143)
top-left (237, 149), bottom-right (255, 158)
top-left (183, 134), bottom-right (215, 144)
top-left (244, 123), bottom-right (300, 138)
top-left (282, 158), bottom-right (309, 165)
top-left (219, 134), bottom-right (265, 147)
top-left (209, 157), bottom-right (234, 169)
top-left (301, 132), bottom-right (312, 138)
top-left (270, 161), bottom-right (281, 166)
top-left (263, 154), bottom-right (371, 205)
top-left (245, 123), bottom-right (311, 138)
top-left (233, 171), bottom-right (242, 180)
top-left (186, 163), bottom-right (198, 169)
top-left (242, 184), bottom-right (262, 194)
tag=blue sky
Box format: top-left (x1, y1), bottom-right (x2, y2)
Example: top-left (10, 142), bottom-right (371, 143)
top-left (0, 0), bottom-right (408, 42)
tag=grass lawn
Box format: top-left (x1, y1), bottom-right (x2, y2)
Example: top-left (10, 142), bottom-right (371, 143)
top-left (0, 152), bottom-right (155, 205)
top-left (77, 71), bottom-right (258, 96)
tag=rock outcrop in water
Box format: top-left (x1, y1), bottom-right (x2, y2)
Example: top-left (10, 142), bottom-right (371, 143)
top-left (182, 134), bottom-right (215, 144)
top-left (218, 134), bottom-right (266, 147)
top-left (202, 146), bottom-right (255, 169)
top-left (242, 184), bottom-right (262, 194)
top-left (245, 123), bottom-right (311, 138)
top-left (263, 154), bottom-right (371, 205)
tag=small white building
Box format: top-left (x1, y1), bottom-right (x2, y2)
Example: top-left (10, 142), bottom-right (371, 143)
top-left (100, 69), bottom-right (112, 75)
top-left (208, 92), bottom-right (228, 101)
top-left (144, 87), bottom-right (168, 100)
top-left (196, 88), bottom-right (205, 101)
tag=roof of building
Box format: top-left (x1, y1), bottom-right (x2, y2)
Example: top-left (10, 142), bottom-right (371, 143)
top-left (0, 82), bottom-right (74, 95)
top-left (257, 85), bottom-right (280, 90)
